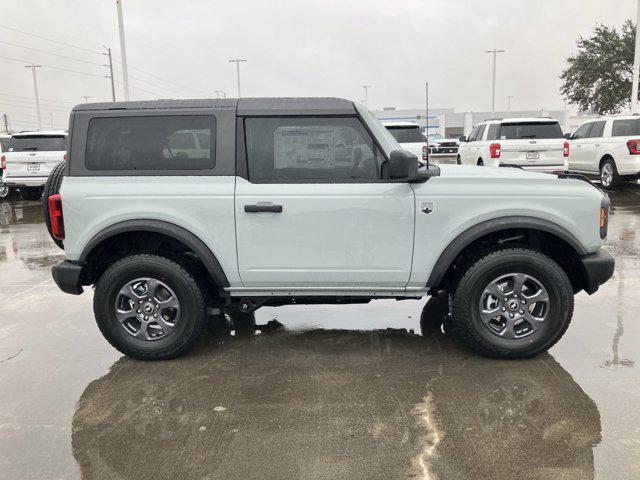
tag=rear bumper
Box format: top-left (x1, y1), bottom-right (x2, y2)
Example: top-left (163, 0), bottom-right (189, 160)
top-left (520, 164), bottom-right (567, 174)
top-left (579, 250), bottom-right (615, 295)
top-left (52, 260), bottom-right (85, 295)
top-left (5, 176), bottom-right (48, 187)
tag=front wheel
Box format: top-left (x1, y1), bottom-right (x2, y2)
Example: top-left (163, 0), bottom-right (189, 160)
top-left (451, 248), bottom-right (574, 359)
top-left (93, 254), bottom-right (206, 360)
top-left (600, 158), bottom-right (622, 189)
top-left (456, 155), bottom-right (462, 165)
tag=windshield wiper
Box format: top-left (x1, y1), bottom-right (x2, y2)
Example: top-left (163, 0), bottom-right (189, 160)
top-left (23, 147), bottom-right (39, 151)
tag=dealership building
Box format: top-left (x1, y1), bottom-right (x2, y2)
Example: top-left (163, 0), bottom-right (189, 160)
top-left (372, 107), bottom-right (597, 138)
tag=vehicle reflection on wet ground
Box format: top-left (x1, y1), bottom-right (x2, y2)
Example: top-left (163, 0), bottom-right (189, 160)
top-left (0, 182), bottom-right (639, 479)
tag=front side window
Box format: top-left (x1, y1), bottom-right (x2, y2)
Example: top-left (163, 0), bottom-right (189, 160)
top-left (499, 122), bottom-right (563, 140)
top-left (572, 122), bottom-right (593, 140)
top-left (467, 126), bottom-right (481, 142)
top-left (476, 124), bottom-right (487, 141)
top-left (612, 118), bottom-right (640, 137)
top-left (244, 116), bottom-right (383, 183)
top-left (85, 115), bottom-right (216, 171)
top-left (11, 135), bottom-right (66, 152)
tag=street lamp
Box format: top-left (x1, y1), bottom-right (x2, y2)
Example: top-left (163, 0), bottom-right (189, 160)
top-left (228, 59), bottom-right (247, 97)
top-left (24, 64), bottom-right (42, 130)
top-left (485, 49), bottom-right (505, 117)
top-left (362, 85), bottom-right (372, 108)
top-left (116, 0), bottom-right (130, 100)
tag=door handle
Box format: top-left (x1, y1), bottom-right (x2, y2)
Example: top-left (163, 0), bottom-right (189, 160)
top-left (244, 204), bottom-right (283, 213)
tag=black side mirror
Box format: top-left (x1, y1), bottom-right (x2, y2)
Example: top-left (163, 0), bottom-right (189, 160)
top-left (385, 149), bottom-right (419, 180)
top-left (458, 135), bottom-right (467, 142)
top-left (563, 132), bottom-right (572, 140)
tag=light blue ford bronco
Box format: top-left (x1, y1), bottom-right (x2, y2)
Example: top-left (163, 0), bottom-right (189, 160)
top-left (46, 97), bottom-right (614, 360)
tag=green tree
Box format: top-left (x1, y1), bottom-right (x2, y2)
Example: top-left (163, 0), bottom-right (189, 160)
top-left (560, 20), bottom-right (636, 114)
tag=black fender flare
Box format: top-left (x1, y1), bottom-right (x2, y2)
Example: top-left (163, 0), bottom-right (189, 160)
top-left (426, 216), bottom-right (587, 288)
top-left (79, 219), bottom-right (230, 288)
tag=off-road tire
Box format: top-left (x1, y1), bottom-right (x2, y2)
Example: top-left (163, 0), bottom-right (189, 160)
top-left (94, 254), bottom-right (206, 360)
top-left (43, 161), bottom-right (66, 249)
top-left (451, 248), bottom-right (574, 359)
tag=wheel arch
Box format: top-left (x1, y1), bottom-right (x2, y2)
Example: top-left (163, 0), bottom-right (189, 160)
top-left (79, 219), bottom-right (230, 290)
top-left (426, 216), bottom-right (588, 291)
top-left (599, 153), bottom-right (615, 170)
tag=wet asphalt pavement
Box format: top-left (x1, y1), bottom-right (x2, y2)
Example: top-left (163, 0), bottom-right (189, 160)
top-left (0, 183), bottom-right (639, 480)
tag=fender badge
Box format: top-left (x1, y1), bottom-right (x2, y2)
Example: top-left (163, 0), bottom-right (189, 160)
top-left (420, 201), bottom-right (433, 214)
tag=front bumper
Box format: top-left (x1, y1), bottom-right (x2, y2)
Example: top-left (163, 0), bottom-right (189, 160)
top-left (52, 260), bottom-right (85, 295)
top-left (579, 250), bottom-right (615, 294)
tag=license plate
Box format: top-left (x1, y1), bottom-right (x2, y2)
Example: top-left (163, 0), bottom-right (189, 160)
top-left (526, 152), bottom-right (539, 160)
top-left (27, 163), bottom-right (40, 172)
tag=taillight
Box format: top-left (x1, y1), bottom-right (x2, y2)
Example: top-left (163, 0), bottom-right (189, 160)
top-left (48, 194), bottom-right (65, 240)
top-left (63, 153), bottom-right (67, 161)
top-left (489, 143), bottom-right (501, 159)
top-left (563, 141), bottom-right (570, 157)
top-left (1, 155), bottom-right (5, 170)
top-left (422, 145), bottom-right (428, 162)
top-left (626, 139), bottom-right (640, 155)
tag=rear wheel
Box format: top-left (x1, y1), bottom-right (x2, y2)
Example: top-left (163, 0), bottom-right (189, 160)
top-left (477, 159), bottom-right (484, 166)
top-left (0, 180), bottom-right (13, 200)
top-left (93, 254), bottom-right (206, 360)
top-left (600, 158), bottom-right (622, 189)
top-left (456, 155), bottom-right (462, 165)
top-left (20, 187), bottom-right (43, 201)
top-left (451, 248), bottom-right (573, 359)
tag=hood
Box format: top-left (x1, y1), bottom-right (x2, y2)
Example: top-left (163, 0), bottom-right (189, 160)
top-left (436, 164), bottom-right (553, 180)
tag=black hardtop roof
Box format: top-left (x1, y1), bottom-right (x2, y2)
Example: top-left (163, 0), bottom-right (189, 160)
top-left (73, 97), bottom-right (357, 115)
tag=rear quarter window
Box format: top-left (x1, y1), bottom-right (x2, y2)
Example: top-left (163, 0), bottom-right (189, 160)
top-left (612, 118), bottom-right (640, 137)
top-left (85, 115), bottom-right (216, 171)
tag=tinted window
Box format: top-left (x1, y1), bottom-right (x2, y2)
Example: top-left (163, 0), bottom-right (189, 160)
top-left (612, 118), bottom-right (640, 137)
top-left (385, 126), bottom-right (424, 143)
top-left (0, 138), bottom-right (13, 152)
top-left (499, 121), bottom-right (562, 139)
top-left (245, 117), bottom-right (383, 183)
top-left (468, 125), bottom-right (481, 142)
top-left (487, 124), bottom-right (500, 141)
top-left (11, 135), bottom-right (66, 152)
top-left (572, 122), bottom-right (593, 140)
top-left (588, 121), bottom-right (606, 138)
top-left (85, 115), bottom-right (215, 171)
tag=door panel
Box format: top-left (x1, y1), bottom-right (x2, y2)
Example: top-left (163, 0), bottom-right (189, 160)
top-left (235, 178), bottom-right (415, 287)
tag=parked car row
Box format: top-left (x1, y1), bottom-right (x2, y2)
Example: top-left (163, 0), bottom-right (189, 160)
top-left (0, 130), bottom-right (67, 200)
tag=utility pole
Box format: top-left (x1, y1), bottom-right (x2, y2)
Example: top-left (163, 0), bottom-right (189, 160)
top-left (25, 64), bottom-right (42, 130)
top-left (485, 49), bottom-right (505, 117)
top-left (425, 82), bottom-right (429, 135)
top-left (228, 59), bottom-right (246, 97)
top-left (632, 0), bottom-right (640, 112)
top-left (362, 85), bottom-right (372, 108)
top-left (103, 45), bottom-right (116, 101)
top-left (81, 96), bottom-right (91, 103)
top-left (116, 0), bottom-right (130, 100)
top-left (3, 114), bottom-right (10, 134)
top-left (506, 95), bottom-right (513, 118)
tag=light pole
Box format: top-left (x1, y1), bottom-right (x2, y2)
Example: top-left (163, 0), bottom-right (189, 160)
top-left (485, 49), bottom-right (505, 117)
top-left (362, 85), bottom-right (372, 108)
top-left (506, 95), bottom-right (513, 118)
top-left (632, 0), bottom-right (640, 112)
top-left (103, 45), bottom-right (116, 101)
top-left (81, 96), bottom-right (91, 103)
top-left (25, 64), bottom-right (42, 130)
top-left (229, 59), bottom-right (246, 97)
top-left (116, 0), bottom-right (130, 100)
top-left (425, 82), bottom-right (429, 135)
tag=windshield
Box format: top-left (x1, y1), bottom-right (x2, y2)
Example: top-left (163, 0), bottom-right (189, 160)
top-left (385, 126), bottom-right (424, 143)
top-left (427, 133), bottom-right (445, 140)
top-left (499, 122), bottom-right (563, 140)
top-left (10, 135), bottom-right (66, 152)
top-left (355, 104), bottom-right (401, 156)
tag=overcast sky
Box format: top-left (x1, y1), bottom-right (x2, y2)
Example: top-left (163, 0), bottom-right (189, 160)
top-left (0, 0), bottom-right (635, 130)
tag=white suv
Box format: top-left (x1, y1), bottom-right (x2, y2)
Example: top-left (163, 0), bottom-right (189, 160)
top-left (458, 118), bottom-right (567, 173)
top-left (382, 121), bottom-right (428, 165)
top-left (567, 115), bottom-right (640, 189)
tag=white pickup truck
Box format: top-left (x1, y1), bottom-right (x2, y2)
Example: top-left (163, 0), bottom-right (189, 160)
top-left (2, 131), bottom-right (67, 200)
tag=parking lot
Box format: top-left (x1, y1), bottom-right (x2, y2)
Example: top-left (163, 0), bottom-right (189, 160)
top-left (0, 182), bottom-right (636, 479)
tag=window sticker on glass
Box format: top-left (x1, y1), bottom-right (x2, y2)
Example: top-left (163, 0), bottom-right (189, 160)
top-left (274, 127), bottom-right (336, 169)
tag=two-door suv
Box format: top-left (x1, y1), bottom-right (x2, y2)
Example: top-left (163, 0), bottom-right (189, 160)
top-left (47, 98), bottom-right (614, 360)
